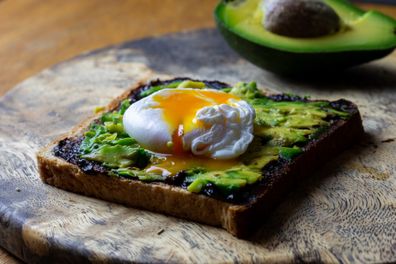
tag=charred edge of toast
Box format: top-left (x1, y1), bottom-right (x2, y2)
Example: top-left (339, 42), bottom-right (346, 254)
top-left (37, 109), bottom-right (363, 238)
top-left (52, 77), bottom-right (361, 205)
top-left (233, 111), bottom-right (364, 237)
top-left (129, 77), bottom-right (230, 103)
top-left (38, 78), bottom-right (364, 237)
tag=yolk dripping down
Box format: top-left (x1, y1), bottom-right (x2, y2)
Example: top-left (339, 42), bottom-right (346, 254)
top-left (152, 89), bottom-right (240, 154)
top-left (146, 154), bottom-right (240, 177)
top-left (147, 89), bottom-right (242, 176)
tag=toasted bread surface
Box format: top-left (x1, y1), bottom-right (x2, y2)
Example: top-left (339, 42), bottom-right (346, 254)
top-left (37, 79), bottom-right (364, 237)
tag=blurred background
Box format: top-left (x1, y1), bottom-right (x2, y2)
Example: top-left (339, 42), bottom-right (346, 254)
top-left (0, 0), bottom-right (395, 263)
top-left (356, 0), bottom-right (395, 3)
top-left (0, 0), bottom-right (395, 97)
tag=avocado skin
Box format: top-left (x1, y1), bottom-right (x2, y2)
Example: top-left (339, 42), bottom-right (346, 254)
top-left (216, 17), bottom-right (395, 75)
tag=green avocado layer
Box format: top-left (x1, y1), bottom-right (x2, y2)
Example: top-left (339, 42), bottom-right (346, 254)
top-left (79, 80), bottom-right (349, 195)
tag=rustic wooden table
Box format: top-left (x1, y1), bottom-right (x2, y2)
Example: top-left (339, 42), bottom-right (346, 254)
top-left (0, 1), bottom-right (395, 263)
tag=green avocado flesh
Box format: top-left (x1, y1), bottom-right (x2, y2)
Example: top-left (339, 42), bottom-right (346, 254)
top-left (79, 80), bottom-right (349, 195)
top-left (215, 0), bottom-right (396, 74)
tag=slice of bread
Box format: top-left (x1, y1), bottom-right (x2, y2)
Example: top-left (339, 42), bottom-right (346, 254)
top-left (37, 78), bottom-right (364, 238)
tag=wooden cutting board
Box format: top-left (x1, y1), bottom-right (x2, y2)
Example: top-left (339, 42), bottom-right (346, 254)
top-left (0, 29), bottom-right (395, 263)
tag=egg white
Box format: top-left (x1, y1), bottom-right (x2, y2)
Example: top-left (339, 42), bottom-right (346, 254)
top-left (123, 88), bottom-right (255, 159)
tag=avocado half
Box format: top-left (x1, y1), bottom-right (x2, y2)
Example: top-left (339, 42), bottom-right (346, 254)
top-left (215, 0), bottom-right (396, 75)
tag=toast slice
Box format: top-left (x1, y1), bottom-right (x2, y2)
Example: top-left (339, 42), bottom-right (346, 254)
top-left (37, 78), bottom-right (364, 238)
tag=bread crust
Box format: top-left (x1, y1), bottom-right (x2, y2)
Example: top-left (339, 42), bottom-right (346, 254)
top-left (37, 79), bottom-right (364, 238)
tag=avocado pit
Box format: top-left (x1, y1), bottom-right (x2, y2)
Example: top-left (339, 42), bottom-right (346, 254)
top-left (263, 0), bottom-right (341, 38)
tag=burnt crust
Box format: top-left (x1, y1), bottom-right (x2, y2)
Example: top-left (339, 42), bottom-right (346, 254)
top-left (130, 77), bottom-right (230, 102)
top-left (53, 77), bottom-right (360, 204)
top-left (38, 77), bottom-right (364, 237)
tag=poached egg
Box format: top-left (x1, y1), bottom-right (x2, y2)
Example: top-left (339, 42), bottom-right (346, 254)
top-left (123, 88), bottom-right (255, 160)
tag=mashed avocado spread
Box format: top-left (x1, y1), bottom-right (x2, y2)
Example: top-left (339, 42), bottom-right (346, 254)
top-left (79, 80), bottom-right (349, 196)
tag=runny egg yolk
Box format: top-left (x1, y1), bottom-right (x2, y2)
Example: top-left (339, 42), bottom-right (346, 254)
top-left (146, 89), bottom-right (242, 176)
top-left (152, 89), bottom-right (240, 155)
top-left (146, 154), bottom-right (240, 177)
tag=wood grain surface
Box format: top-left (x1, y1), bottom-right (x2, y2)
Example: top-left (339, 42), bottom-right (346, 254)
top-left (0, 0), bottom-right (218, 97)
top-left (0, 1), bottom-right (395, 97)
top-left (0, 1), bottom-right (395, 263)
top-left (0, 28), bottom-right (396, 263)
top-left (0, 250), bottom-right (21, 264)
